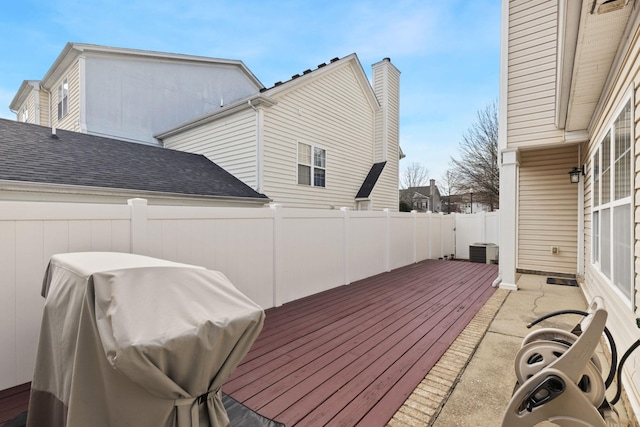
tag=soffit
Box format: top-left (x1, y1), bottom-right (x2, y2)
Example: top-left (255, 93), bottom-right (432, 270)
top-left (565, 0), bottom-right (635, 131)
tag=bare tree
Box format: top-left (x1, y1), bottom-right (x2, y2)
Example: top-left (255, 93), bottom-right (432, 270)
top-left (439, 169), bottom-right (461, 213)
top-left (400, 162), bottom-right (430, 189)
top-left (450, 101), bottom-right (499, 211)
top-left (399, 162), bottom-right (430, 209)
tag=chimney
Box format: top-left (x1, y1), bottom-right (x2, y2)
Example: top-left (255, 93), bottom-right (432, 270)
top-left (430, 179), bottom-right (436, 211)
top-left (372, 58), bottom-right (400, 163)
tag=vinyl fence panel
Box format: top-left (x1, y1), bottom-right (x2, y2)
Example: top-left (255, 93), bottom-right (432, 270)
top-left (0, 200), bottom-right (498, 391)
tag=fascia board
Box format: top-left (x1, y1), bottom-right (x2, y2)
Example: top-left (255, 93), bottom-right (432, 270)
top-left (40, 42), bottom-right (265, 90)
top-left (263, 53), bottom-right (381, 112)
top-left (0, 180), bottom-right (271, 205)
top-left (9, 80), bottom-right (39, 111)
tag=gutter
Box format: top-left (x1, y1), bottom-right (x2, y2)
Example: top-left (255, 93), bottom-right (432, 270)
top-left (0, 180), bottom-right (272, 206)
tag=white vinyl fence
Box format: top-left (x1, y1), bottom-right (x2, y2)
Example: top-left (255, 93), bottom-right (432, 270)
top-left (0, 199), bottom-right (498, 390)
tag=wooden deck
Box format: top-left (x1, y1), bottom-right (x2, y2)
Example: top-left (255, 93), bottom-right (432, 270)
top-left (0, 259), bottom-right (497, 426)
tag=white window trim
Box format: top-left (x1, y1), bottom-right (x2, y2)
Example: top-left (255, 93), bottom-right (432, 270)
top-left (297, 141), bottom-right (326, 188)
top-left (590, 92), bottom-right (634, 307)
top-left (57, 77), bottom-right (69, 120)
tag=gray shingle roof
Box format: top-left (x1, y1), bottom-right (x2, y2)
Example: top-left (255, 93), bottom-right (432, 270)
top-left (0, 119), bottom-right (269, 201)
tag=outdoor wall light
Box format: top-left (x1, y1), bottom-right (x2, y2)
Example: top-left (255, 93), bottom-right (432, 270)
top-left (569, 166), bottom-right (584, 183)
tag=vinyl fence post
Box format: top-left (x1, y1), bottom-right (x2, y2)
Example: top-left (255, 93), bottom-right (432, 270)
top-left (383, 208), bottom-right (391, 272)
top-left (128, 198), bottom-right (148, 256)
top-left (270, 203), bottom-right (283, 307)
top-left (411, 210), bottom-right (417, 263)
top-left (341, 207), bottom-right (350, 285)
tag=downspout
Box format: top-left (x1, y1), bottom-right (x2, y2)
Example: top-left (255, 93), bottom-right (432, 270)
top-left (492, 276), bottom-right (502, 288)
top-left (248, 99), bottom-right (263, 193)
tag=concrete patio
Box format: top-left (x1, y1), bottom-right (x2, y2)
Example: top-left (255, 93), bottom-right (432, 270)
top-left (390, 274), bottom-right (636, 426)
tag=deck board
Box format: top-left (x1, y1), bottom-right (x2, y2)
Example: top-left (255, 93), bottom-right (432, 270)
top-left (224, 259), bottom-right (497, 426)
top-left (0, 259), bottom-right (497, 427)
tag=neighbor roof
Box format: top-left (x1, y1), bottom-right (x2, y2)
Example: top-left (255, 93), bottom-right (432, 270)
top-left (0, 119), bottom-right (270, 202)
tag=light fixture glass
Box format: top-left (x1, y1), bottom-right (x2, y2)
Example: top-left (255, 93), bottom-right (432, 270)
top-left (569, 166), bottom-right (582, 183)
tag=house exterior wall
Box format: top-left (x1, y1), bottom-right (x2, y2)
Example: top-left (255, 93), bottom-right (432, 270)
top-left (162, 108), bottom-right (258, 189)
top-left (518, 146), bottom-right (578, 274)
top-left (23, 91), bottom-right (36, 124)
top-left (83, 54), bottom-right (260, 145)
top-left (503, 0), bottom-right (640, 418)
top-left (505, 0), bottom-right (580, 277)
top-left (261, 62), bottom-right (377, 209)
top-left (14, 86), bottom-right (42, 125)
top-left (581, 24), bottom-right (640, 415)
top-left (38, 89), bottom-right (48, 126)
top-left (371, 59), bottom-right (400, 211)
top-left (51, 60), bottom-right (81, 132)
top-left (507, 0), bottom-right (565, 148)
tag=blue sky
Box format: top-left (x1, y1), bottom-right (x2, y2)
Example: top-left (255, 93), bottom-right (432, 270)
top-left (0, 0), bottom-right (501, 181)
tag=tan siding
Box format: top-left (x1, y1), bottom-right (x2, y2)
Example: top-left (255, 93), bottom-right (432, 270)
top-left (518, 146), bottom-right (579, 274)
top-left (373, 71), bottom-right (384, 163)
top-left (39, 90), bottom-right (49, 126)
top-left (162, 109), bottom-right (258, 189)
top-left (15, 90), bottom-right (36, 124)
top-left (583, 21), bottom-right (640, 319)
top-left (262, 63), bottom-right (376, 209)
top-left (506, 0), bottom-right (564, 149)
top-left (372, 64), bottom-right (400, 210)
top-left (51, 61), bottom-right (81, 132)
top-left (25, 93), bottom-right (36, 124)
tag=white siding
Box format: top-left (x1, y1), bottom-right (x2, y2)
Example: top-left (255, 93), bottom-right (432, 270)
top-left (518, 146), bottom-right (579, 274)
top-left (261, 62), bottom-right (376, 209)
top-left (162, 109), bottom-right (258, 189)
top-left (507, 0), bottom-right (565, 148)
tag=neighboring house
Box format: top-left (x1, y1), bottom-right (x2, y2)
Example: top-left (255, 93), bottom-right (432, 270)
top-left (10, 44), bottom-right (401, 211)
top-left (9, 43), bottom-right (262, 145)
top-left (399, 180), bottom-right (441, 212)
top-left (0, 119), bottom-right (269, 207)
top-left (501, 0), bottom-right (639, 419)
top-left (158, 55), bottom-right (401, 211)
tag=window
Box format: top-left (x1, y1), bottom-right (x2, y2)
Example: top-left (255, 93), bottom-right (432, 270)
top-left (298, 142), bottom-right (326, 187)
top-left (21, 106), bottom-right (28, 122)
top-left (592, 99), bottom-right (633, 300)
top-left (57, 78), bottom-right (68, 120)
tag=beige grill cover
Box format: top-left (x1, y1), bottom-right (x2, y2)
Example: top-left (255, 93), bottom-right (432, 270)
top-left (27, 252), bottom-right (265, 427)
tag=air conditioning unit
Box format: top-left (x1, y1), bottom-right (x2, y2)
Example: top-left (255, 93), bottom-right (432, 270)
top-left (469, 243), bottom-right (499, 264)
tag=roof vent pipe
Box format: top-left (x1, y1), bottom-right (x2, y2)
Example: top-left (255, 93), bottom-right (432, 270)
top-left (51, 127), bottom-right (58, 139)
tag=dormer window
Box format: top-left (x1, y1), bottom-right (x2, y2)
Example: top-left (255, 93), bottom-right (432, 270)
top-left (57, 78), bottom-right (68, 120)
top-left (21, 106), bottom-right (28, 122)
